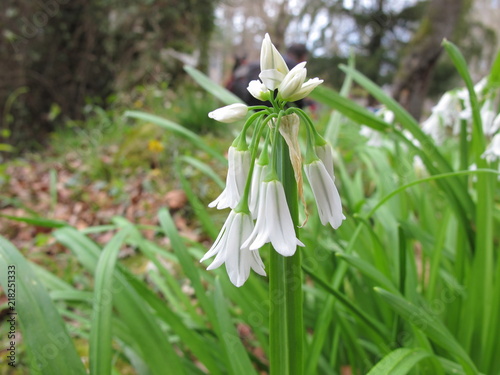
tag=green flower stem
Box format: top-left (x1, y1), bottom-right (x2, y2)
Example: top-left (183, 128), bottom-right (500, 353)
top-left (269, 132), bottom-right (303, 375)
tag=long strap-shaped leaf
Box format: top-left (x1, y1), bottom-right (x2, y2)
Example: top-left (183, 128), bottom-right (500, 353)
top-left (375, 287), bottom-right (478, 375)
top-left (0, 236), bottom-right (87, 375)
top-left (89, 230), bottom-right (128, 375)
top-left (366, 348), bottom-right (431, 375)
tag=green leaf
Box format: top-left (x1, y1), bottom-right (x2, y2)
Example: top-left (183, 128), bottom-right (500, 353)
top-left (0, 214), bottom-right (68, 228)
top-left (0, 236), bottom-right (86, 375)
top-left (309, 85), bottom-right (389, 132)
top-left (54, 227), bottom-right (186, 375)
top-left (374, 287), bottom-right (478, 375)
top-left (90, 230), bottom-right (128, 375)
top-left (487, 49), bottom-right (500, 88)
top-left (175, 158), bottom-right (219, 239)
top-left (366, 348), bottom-right (431, 375)
top-left (184, 65), bottom-right (244, 105)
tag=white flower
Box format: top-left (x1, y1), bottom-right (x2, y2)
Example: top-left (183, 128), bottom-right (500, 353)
top-left (259, 69), bottom-right (286, 91)
top-left (208, 103), bottom-right (248, 123)
top-left (482, 133), bottom-right (500, 163)
top-left (201, 211), bottom-right (266, 287)
top-left (422, 114), bottom-right (445, 145)
top-left (259, 33), bottom-right (289, 91)
top-left (249, 163), bottom-right (267, 219)
top-left (260, 33), bottom-right (289, 78)
top-left (247, 80), bottom-right (270, 102)
top-left (481, 100), bottom-right (499, 136)
top-left (360, 125), bottom-right (385, 147)
top-left (286, 78), bottom-right (323, 102)
top-left (278, 62), bottom-right (308, 100)
top-left (314, 143), bottom-right (335, 181)
top-left (277, 62), bottom-right (323, 102)
top-left (242, 180), bottom-right (304, 256)
top-left (209, 147), bottom-right (250, 209)
top-left (304, 160), bottom-right (345, 229)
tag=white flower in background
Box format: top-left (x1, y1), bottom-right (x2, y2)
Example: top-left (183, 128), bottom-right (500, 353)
top-left (481, 100), bottom-right (500, 136)
top-left (422, 113), bottom-right (445, 145)
top-left (378, 107), bottom-right (395, 124)
top-left (360, 125), bottom-right (385, 147)
top-left (304, 160), bottom-right (345, 229)
top-left (209, 103), bottom-right (248, 123)
top-left (482, 133), bottom-right (500, 163)
top-left (201, 211), bottom-right (266, 287)
top-left (249, 163), bottom-right (268, 218)
top-left (434, 91), bottom-right (461, 130)
top-left (247, 80), bottom-right (270, 101)
top-left (259, 33), bottom-right (289, 90)
top-left (243, 180), bottom-right (304, 256)
top-left (209, 147), bottom-right (250, 210)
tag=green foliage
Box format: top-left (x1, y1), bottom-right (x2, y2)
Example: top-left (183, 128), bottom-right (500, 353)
top-left (1, 42), bottom-right (499, 375)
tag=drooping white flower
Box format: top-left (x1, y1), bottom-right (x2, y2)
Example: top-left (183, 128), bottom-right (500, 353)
top-left (304, 160), bottom-right (345, 229)
top-left (242, 180), bottom-right (304, 256)
top-left (247, 80), bottom-right (270, 102)
top-left (209, 103), bottom-right (248, 123)
top-left (209, 147), bottom-right (250, 210)
top-left (201, 211), bottom-right (266, 287)
top-left (314, 143), bottom-right (335, 181)
top-left (482, 133), bottom-right (500, 163)
top-left (481, 100), bottom-right (500, 136)
top-left (249, 163), bottom-right (268, 219)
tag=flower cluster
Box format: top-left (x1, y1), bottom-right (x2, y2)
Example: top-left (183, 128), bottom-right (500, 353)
top-left (201, 34), bottom-right (344, 286)
top-left (421, 78), bottom-right (500, 145)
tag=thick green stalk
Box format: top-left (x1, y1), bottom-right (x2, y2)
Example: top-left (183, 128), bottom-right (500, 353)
top-left (269, 133), bottom-right (303, 375)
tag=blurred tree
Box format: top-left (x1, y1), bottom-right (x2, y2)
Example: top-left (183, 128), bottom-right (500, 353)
top-left (0, 0), bottom-right (217, 153)
top-left (392, 0), bottom-right (471, 119)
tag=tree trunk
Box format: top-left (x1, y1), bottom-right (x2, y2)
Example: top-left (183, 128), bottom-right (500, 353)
top-left (392, 0), bottom-right (468, 120)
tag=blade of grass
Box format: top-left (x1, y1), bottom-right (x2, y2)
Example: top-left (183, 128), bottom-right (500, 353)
top-left (184, 65), bottom-right (244, 105)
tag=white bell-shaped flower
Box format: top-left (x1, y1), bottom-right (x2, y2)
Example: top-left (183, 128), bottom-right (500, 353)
top-left (209, 147), bottom-right (250, 210)
top-left (304, 160), bottom-right (345, 229)
top-left (249, 163), bottom-right (268, 219)
top-left (243, 180), bottom-right (304, 256)
top-left (209, 103), bottom-right (248, 123)
top-left (314, 143), bottom-right (335, 181)
top-left (201, 211), bottom-right (266, 287)
top-left (482, 133), bottom-right (500, 163)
